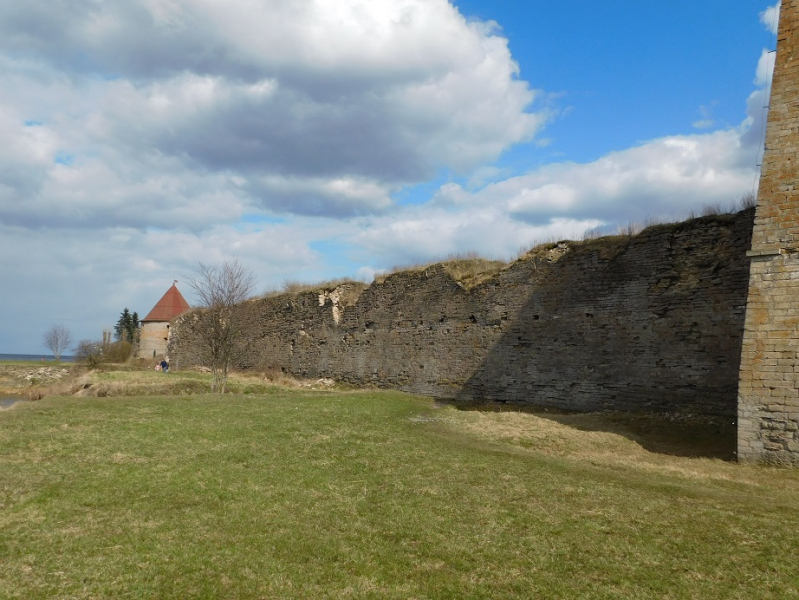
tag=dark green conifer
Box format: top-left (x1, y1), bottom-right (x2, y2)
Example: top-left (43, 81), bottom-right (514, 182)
top-left (114, 308), bottom-right (139, 344)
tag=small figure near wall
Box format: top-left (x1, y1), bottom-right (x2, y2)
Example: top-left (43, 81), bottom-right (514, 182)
top-left (160, 359), bottom-right (169, 373)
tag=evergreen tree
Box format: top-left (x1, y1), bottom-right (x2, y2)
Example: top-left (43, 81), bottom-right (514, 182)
top-left (114, 308), bottom-right (129, 341)
top-left (114, 308), bottom-right (139, 344)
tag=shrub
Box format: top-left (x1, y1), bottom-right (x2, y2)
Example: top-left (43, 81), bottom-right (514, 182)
top-left (73, 339), bottom-right (132, 367)
top-left (104, 341), bottom-right (133, 364)
top-left (74, 339), bottom-right (104, 368)
top-left (701, 202), bottom-right (724, 217)
top-left (617, 221), bottom-right (644, 236)
top-left (739, 191), bottom-right (757, 210)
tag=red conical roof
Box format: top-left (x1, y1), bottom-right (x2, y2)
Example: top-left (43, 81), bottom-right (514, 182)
top-left (142, 282), bottom-right (191, 322)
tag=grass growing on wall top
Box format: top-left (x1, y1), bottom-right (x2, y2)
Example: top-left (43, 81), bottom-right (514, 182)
top-left (259, 278), bottom-right (368, 301)
top-left (2, 388), bottom-right (799, 598)
top-left (250, 205), bottom-right (756, 298)
top-left (373, 253), bottom-right (507, 288)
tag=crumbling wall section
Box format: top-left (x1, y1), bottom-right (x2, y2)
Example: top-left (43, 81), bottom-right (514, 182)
top-left (171, 210), bottom-right (754, 417)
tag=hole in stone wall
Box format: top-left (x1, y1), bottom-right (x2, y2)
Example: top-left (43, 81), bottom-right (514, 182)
top-left (469, 315), bottom-right (477, 323)
top-left (533, 315), bottom-right (540, 320)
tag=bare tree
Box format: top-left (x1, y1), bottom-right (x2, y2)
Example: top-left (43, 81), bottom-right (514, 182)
top-left (185, 259), bottom-right (256, 393)
top-left (43, 324), bottom-right (73, 360)
top-left (74, 338), bottom-right (103, 368)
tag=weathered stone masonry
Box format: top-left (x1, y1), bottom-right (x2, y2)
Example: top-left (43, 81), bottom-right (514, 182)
top-left (171, 210), bottom-right (754, 418)
top-left (738, 0), bottom-right (799, 463)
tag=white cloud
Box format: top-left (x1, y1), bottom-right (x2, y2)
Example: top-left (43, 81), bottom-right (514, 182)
top-left (0, 0), bottom-right (544, 224)
top-left (0, 1), bottom-right (779, 353)
top-left (761, 2), bottom-right (781, 35)
top-left (349, 127), bottom-right (756, 267)
top-left (353, 207), bottom-right (600, 265)
top-left (0, 219), bottom-right (325, 349)
top-left (246, 174), bottom-right (394, 217)
top-left (692, 102), bottom-right (718, 130)
top-left (345, 31), bottom-right (776, 265)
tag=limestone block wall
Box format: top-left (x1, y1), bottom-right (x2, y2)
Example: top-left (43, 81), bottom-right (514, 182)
top-left (461, 215), bottom-right (752, 415)
top-left (137, 321), bottom-right (169, 360)
top-left (171, 210), bottom-right (753, 417)
top-left (738, 0), bottom-right (799, 463)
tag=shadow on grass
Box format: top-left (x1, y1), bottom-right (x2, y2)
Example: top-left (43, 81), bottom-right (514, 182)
top-left (438, 400), bottom-right (737, 461)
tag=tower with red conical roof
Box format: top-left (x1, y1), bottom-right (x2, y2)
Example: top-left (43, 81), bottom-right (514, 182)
top-left (137, 281), bottom-right (191, 360)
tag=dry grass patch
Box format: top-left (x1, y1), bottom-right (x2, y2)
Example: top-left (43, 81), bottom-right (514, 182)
top-left (445, 406), bottom-right (792, 487)
top-left (439, 257), bottom-right (506, 288)
top-left (374, 252), bottom-right (507, 288)
top-left (260, 278), bottom-right (367, 300)
top-left (3, 366), bottom-right (343, 405)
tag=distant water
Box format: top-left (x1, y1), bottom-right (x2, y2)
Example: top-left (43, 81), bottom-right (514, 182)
top-left (0, 353), bottom-right (76, 363)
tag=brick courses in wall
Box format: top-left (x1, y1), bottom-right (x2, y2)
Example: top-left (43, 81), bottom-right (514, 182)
top-left (171, 210), bottom-right (754, 418)
top-left (738, 0), bottom-right (799, 464)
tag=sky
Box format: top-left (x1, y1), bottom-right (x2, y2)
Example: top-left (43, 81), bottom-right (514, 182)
top-left (0, 0), bottom-right (781, 354)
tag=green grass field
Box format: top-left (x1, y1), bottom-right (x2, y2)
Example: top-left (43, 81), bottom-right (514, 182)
top-left (2, 386), bottom-right (799, 598)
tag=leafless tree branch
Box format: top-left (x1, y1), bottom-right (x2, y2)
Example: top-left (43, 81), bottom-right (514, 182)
top-left (43, 324), bottom-right (73, 360)
top-left (184, 259), bottom-right (256, 393)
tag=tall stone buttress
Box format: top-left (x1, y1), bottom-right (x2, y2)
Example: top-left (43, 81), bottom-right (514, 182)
top-left (738, 0), bottom-right (799, 463)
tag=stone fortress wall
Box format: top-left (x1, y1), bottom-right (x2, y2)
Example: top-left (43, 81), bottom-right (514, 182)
top-left (171, 2), bottom-right (799, 462)
top-left (171, 209), bottom-right (754, 418)
top-left (138, 322), bottom-right (169, 360)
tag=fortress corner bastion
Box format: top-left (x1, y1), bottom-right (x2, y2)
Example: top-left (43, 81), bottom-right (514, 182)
top-left (738, 0), bottom-right (799, 464)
